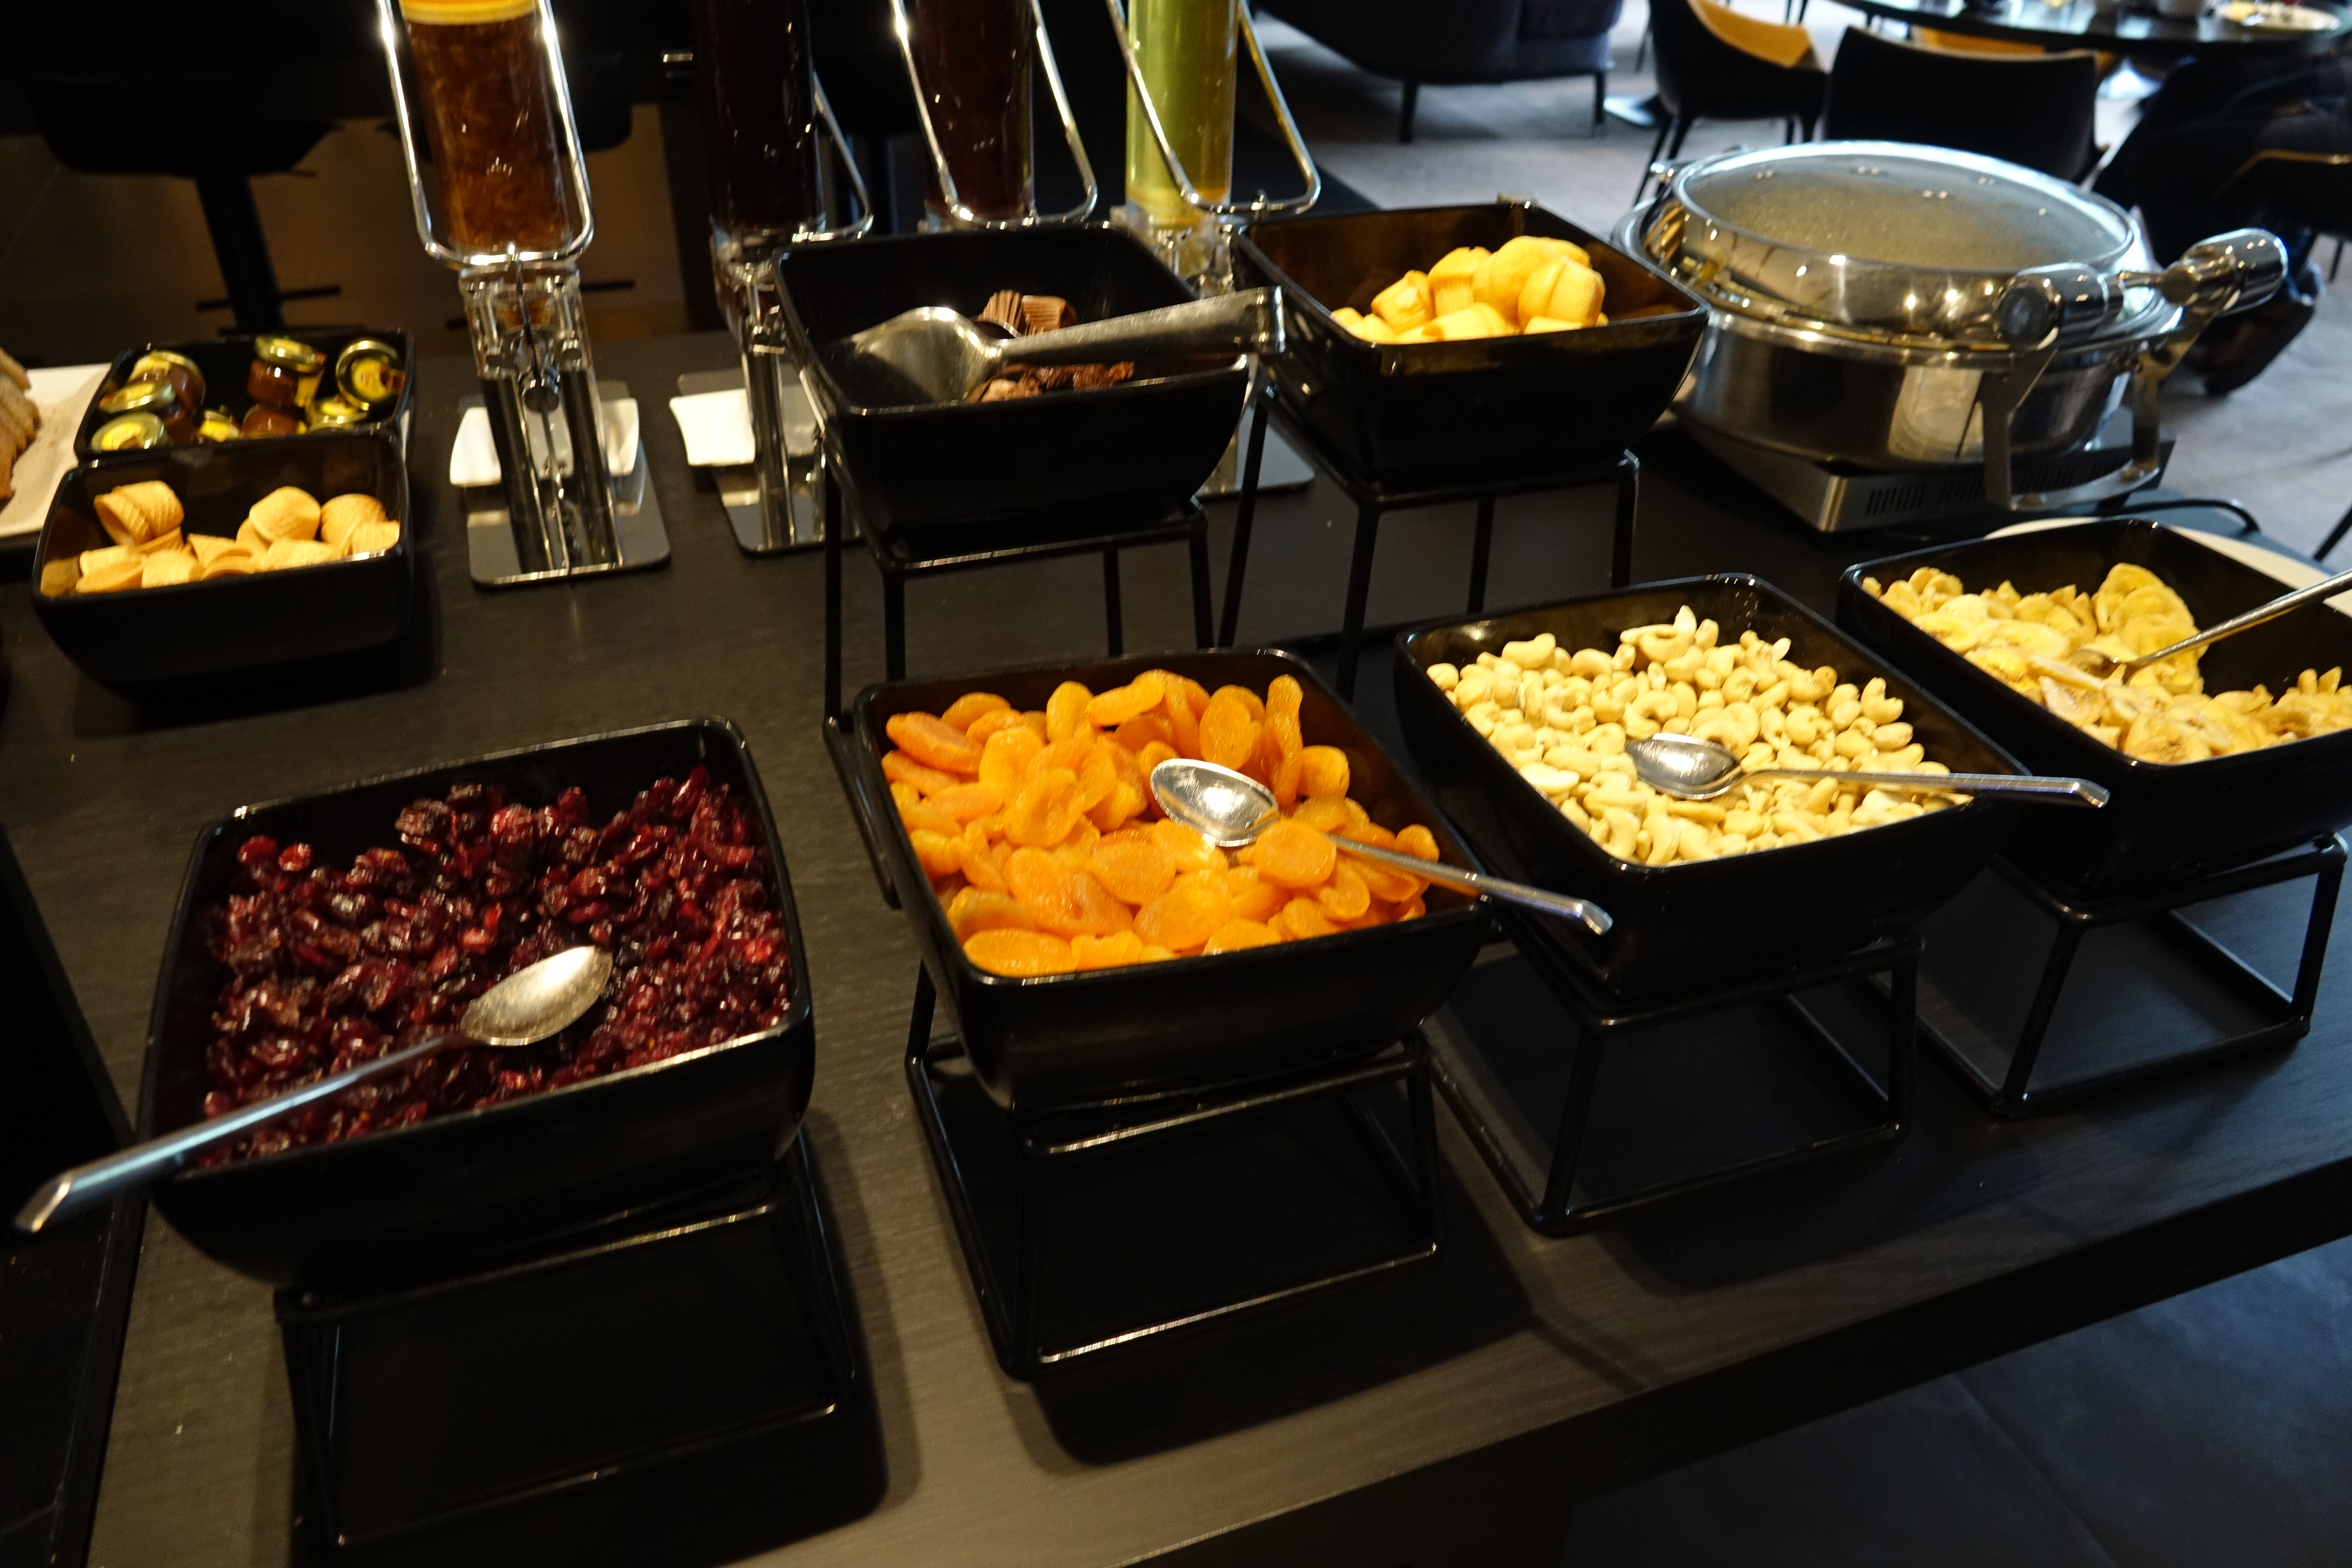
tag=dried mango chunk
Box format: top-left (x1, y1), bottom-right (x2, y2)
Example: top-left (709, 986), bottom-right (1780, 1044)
top-left (964, 929), bottom-right (1077, 976)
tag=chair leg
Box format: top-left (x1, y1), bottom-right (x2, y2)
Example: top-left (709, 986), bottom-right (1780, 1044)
top-left (1399, 80), bottom-right (1419, 145)
top-left (1638, 115), bottom-right (1672, 202)
top-left (2333, 236), bottom-right (2345, 283)
top-left (1665, 114), bottom-right (1693, 159)
top-left (1592, 72), bottom-right (1606, 136)
top-left (2317, 503), bottom-right (2352, 564)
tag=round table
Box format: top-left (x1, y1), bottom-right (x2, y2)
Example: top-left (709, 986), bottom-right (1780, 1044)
top-left (1832, 0), bottom-right (2352, 57)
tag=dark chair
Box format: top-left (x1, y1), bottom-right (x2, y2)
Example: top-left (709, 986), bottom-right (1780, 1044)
top-left (1266, 0), bottom-right (1623, 143)
top-left (18, 1), bottom-right (635, 333)
top-left (1642, 0), bottom-right (1825, 198)
top-left (2221, 151), bottom-right (2352, 560)
top-left (1821, 27), bottom-right (2100, 181)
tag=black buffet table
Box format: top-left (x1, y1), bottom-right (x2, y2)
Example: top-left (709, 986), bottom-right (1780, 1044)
top-left (17, 332), bottom-right (2352, 1567)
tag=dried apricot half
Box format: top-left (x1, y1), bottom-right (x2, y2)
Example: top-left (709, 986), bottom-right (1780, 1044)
top-left (941, 691), bottom-right (1011, 733)
top-left (1045, 681), bottom-right (1094, 741)
top-left (1004, 768), bottom-right (1083, 847)
top-left (1203, 918), bottom-right (1279, 954)
top-left (1253, 818), bottom-right (1338, 889)
top-left (964, 929), bottom-right (1077, 976)
top-left (1134, 869), bottom-right (1233, 951)
top-left (1091, 829), bottom-right (1178, 904)
top-left (886, 711), bottom-right (982, 774)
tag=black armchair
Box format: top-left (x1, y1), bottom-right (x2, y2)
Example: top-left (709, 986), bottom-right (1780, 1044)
top-left (1265, 0), bottom-right (1623, 143)
top-left (1823, 27), bottom-right (2100, 182)
top-left (1644, 0), bottom-right (1824, 198)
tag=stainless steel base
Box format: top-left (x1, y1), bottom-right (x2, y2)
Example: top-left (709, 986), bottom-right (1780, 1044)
top-left (677, 368), bottom-right (828, 555)
top-left (460, 381), bottom-right (671, 587)
top-left (1686, 420), bottom-right (2173, 533)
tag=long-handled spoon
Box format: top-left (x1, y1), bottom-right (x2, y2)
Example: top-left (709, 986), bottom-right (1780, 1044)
top-left (13, 946), bottom-right (614, 1235)
top-left (1149, 757), bottom-right (1613, 936)
top-left (1625, 732), bottom-right (2109, 807)
top-left (2069, 564), bottom-right (2352, 681)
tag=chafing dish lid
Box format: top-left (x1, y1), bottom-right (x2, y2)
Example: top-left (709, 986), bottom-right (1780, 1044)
top-left (1644, 142), bottom-right (2158, 343)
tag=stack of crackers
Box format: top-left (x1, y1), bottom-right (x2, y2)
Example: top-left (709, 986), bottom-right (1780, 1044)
top-left (42, 481), bottom-right (402, 596)
top-left (0, 348), bottom-right (37, 503)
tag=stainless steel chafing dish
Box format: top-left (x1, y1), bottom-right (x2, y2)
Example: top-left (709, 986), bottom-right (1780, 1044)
top-left (1616, 142), bottom-right (2286, 512)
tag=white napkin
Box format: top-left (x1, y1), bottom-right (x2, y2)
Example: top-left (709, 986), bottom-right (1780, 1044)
top-left (449, 396), bottom-right (639, 488)
top-left (0, 365), bottom-right (107, 538)
top-left (668, 384), bottom-right (817, 468)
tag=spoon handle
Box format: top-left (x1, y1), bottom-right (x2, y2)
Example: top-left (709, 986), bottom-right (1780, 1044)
top-left (1002, 289), bottom-right (1280, 368)
top-left (2122, 565), bottom-right (2352, 675)
top-left (12, 1031), bottom-right (459, 1235)
top-left (1748, 768), bottom-right (2110, 806)
top-left (1336, 839), bottom-right (1615, 937)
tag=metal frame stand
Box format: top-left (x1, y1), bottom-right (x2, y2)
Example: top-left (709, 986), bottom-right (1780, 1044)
top-left (1915, 840), bottom-right (2346, 1117)
top-left (1433, 912), bottom-right (1919, 1236)
top-left (1218, 384), bottom-right (1639, 697)
top-left (276, 1134), bottom-right (865, 1555)
top-left (820, 465), bottom-right (1215, 886)
top-left (903, 969), bottom-right (1443, 1379)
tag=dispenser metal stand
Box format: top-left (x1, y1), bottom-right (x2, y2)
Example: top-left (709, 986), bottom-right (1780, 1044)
top-left (377, 0), bottom-right (670, 587)
top-left (707, 82), bottom-right (872, 555)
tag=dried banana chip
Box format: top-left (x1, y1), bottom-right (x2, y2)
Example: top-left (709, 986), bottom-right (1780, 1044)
top-left (39, 558), bottom-right (79, 597)
top-left (134, 528), bottom-right (184, 556)
top-left (200, 548), bottom-right (258, 580)
top-left (347, 520), bottom-right (402, 556)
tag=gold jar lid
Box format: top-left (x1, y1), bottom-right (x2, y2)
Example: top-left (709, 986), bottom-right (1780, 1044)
top-left (92, 412), bottom-right (169, 450)
top-left (97, 379), bottom-right (180, 417)
top-left (253, 335), bottom-right (327, 373)
top-left (129, 349), bottom-right (207, 404)
top-left (309, 395), bottom-right (368, 428)
top-left (334, 338), bottom-right (407, 410)
top-left (197, 408), bottom-right (242, 442)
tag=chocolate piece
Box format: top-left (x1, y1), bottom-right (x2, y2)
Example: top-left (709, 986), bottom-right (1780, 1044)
top-left (1021, 294), bottom-right (1077, 335)
top-left (1071, 361), bottom-right (1135, 390)
top-left (978, 290), bottom-right (1028, 336)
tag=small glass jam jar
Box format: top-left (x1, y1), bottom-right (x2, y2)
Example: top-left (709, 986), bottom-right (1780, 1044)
top-left (333, 338), bottom-right (406, 412)
top-left (91, 411), bottom-right (170, 451)
top-left (247, 336), bottom-right (326, 411)
top-left (126, 349), bottom-right (207, 416)
top-left (95, 379), bottom-right (195, 443)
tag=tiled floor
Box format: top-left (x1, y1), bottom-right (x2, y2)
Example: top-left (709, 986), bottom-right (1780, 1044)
top-left (4, 17), bottom-right (2351, 1565)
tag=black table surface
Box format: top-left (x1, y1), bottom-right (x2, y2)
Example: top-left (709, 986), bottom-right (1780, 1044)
top-left (1837, 0), bottom-right (2351, 54)
top-left (19, 331), bottom-right (2352, 1567)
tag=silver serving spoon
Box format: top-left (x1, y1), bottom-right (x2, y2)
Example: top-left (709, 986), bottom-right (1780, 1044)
top-left (2069, 565), bottom-right (2352, 680)
top-left (831, 287), bottom-right (1281, 406)
top-left (13, 946), bottom-right (615, 1235)
top-left (1149, 757), bottom-right (1613, 936)
top-left (1625, 732), bottom-right (2109, 807)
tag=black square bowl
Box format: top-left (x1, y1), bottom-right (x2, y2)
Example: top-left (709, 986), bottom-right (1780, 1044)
top-left (776, 225), bottom-right (1249, 555)
top-left (847, 650), bottom-right (1488, 1111)
top-left (136, 719), bottom-right (815, 1293)
top-left (1840, 518), bottom-right (2352, 895)
top-left (32, 433), bottom-right (416, 697)
top-left (1231, 201), bottom-right (1706, 488)
top-left (74, 327), bottom-right (414, 461)
top-left (1394, 575), bottom-right (2024, 997)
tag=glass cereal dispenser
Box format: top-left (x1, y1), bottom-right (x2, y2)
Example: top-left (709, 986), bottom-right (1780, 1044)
top-left (376, 0), bottom-right (665, 584)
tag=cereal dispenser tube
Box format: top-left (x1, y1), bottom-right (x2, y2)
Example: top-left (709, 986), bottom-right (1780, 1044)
top-left (688, 0), bottom-right (869, 552)
top-left (376, 0), bottom-right (665, 585)
top-left (1106, 0), bottom-right (1319, 289)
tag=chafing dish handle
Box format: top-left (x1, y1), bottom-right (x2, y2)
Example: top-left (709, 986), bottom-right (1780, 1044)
top-left (1981, 232), bottom-right (2287, 511)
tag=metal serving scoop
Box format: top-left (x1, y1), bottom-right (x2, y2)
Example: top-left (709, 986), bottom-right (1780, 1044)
top-left (1625, 732), bottom-right (2109, 807)
top-left (13, 946), bottom-right (615, 1235)
top-left (1149, 757), bottom-right (1613, 936)
top-left (831, 287), bottom-right (1281, 406)
top-left (2069, 565), bottom-right (2352, 681)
